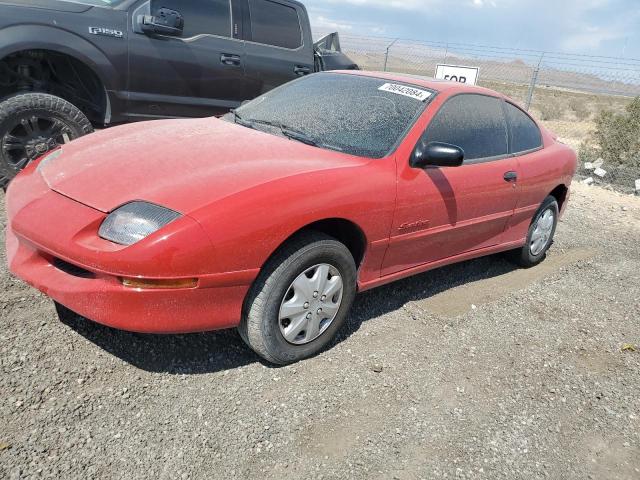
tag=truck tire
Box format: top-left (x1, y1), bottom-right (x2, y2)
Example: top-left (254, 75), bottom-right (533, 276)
top-left (0, 93), bottom-right (93, 190)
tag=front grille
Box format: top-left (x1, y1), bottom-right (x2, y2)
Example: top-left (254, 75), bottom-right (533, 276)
top-left (53, 258), bottom-right (95, 279)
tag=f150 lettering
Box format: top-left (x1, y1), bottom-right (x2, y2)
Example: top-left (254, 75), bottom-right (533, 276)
top-left (88, 27), bottom-right (124, 38)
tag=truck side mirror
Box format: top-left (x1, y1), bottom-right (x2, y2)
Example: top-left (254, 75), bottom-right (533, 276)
top-left (410, 141), bottom-right (465, 169)
top-left (141, 8), bottom-right (184, 37)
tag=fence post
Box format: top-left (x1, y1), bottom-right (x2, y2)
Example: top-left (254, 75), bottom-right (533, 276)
top-left (383, 39), bottom-right (399, 72)
top-left (525, 52), bottom-right (545, 111)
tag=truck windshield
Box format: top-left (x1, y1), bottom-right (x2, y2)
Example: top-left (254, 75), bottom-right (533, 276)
top-left (64, 0), bottom-right (125, 6)
top-left (230, 73), bottom-right (434, 158)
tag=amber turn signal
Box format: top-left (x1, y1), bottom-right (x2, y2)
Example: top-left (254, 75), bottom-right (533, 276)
top-left (120, 277), bottom-right (198, 289)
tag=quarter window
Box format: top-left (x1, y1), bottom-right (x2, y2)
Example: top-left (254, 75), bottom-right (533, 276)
top-left (423, 94), bottom-right (508, 161)
top-left (505, 102), bottom-right (543, 153)
top-left (248, 0), bottom-right (302, 49)
top-left (151, 0), bottom-right (231, 38)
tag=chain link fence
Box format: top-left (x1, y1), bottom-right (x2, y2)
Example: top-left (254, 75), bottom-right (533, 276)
top-left (327, 33), bottom-right (640, 194)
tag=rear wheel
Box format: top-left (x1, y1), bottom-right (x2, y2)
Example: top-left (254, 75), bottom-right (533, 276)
top-left (0, 93), bottom-right (93, 189)
top-left (239, 231), bottom-right (357, 365)
top-left (508, 196), bottom-right (559, 268)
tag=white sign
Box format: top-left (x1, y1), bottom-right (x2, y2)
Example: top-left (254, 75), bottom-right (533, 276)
top-left (435, 64), bottom-right (479, 85)
top-left (378, 83), bottom-right (432, 101)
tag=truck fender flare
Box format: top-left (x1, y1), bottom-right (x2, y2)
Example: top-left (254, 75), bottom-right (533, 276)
top-left (0, 24), bottom-right (119, 92)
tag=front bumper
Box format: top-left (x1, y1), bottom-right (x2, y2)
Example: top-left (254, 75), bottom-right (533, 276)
top-left (5, 167), bottom-right (258, 334)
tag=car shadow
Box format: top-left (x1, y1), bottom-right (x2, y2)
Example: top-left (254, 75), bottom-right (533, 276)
top-left (58, 253), bottom-right (519, 375)
top-left (338, 253), bottom-right (517, 339)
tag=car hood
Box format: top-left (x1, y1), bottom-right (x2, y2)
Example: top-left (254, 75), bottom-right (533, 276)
top-left (39, 117), bottom-right (363, 214)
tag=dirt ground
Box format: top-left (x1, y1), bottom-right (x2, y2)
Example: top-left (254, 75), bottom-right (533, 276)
top-left (1, 183), bottom-right (639, 480)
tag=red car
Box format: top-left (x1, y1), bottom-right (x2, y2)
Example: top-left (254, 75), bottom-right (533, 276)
top-left (5, 71), bottom-right (577, 364)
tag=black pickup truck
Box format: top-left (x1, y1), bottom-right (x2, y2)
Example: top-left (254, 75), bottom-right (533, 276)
top-left (0, 0), bottom-right (357, 187)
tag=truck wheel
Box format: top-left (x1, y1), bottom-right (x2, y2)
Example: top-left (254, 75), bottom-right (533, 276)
top-left (239, 231), bottom-right (357, 365)
top-left (0, 93), bottom-right (93, 189)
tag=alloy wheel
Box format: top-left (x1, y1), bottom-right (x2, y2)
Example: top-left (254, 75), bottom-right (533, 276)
top-left (1, 115), bottom-right (72, 171)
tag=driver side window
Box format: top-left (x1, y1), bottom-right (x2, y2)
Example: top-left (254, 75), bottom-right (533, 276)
top-left (151, 0), bottom-right (232, 38)
top-left (422, 94), bottom-right (509, 162)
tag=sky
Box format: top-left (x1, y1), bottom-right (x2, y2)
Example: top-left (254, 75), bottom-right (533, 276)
top-left (304, 0), bottom-right (640, 59)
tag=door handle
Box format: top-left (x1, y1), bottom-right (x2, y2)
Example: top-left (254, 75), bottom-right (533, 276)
top-left (504, 171), bottom-right (518, 182)
top-left (294, 65), bottom-right (311, 76)
top-left (220, 54), bottom-right (241, 66)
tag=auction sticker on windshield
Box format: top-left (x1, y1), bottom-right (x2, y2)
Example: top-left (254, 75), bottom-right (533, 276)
top-left (378, 83), bottom-right (432, 101)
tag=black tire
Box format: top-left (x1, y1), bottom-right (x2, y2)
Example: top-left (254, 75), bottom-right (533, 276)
top-left (0, 93), bottom-right (93, 189)
top-left (239, 231), bottom-right (357, 365)
top-left (508, 196), bottom-right (559, 268)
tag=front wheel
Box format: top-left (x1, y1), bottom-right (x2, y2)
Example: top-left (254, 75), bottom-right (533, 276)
top-left (239, 231), bottom-right (357, 365)
top-left (508, 196), bottom-right (559, 268)
top-left (0, 93), bottom-right (93, 189)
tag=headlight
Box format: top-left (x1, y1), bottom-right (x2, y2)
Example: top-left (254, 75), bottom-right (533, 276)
top-left (98, 201), bottom-right (182, 246)
top-left (36, 149), bottom-right (63, 172)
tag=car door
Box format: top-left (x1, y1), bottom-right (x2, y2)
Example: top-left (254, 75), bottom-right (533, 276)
top-left (382, 93), bottom-right (520, 277)
top-left (240, 0), bottom-right (315, 99)
top-left (127, 0), bottom-right (246, 119)
top-left (500, 102), bottom-right (562, 242)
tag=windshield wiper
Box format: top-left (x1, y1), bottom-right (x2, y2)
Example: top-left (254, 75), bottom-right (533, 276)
top-left (279, 126), bottom-right (319, 147)
top-left (231, 109), bottom-right (253, 129)
top-left (231, 114), bottom-right (344, 151)
top-left (234, 115), bottom-right (319, 146)
top-left (231, 112), bottom-right (278, 134)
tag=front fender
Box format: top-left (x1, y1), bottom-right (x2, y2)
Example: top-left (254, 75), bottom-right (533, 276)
top-left (0, 24), bottom-right (120, 91)
top-left (189, 158), bottom-right (398, 281)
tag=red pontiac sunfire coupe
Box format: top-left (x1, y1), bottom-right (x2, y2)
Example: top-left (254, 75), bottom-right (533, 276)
top-left (5, 71), bottom-right (577, 364)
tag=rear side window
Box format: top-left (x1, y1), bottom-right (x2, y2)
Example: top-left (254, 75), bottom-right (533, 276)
top-left (505, 102), bottom-right (543, 153)
top-left (423, 94), bottom-right (508, 161)
top-left (248, 0), bottom-right (302, 49)
top-left (151, 0), bottom-right (231, 38)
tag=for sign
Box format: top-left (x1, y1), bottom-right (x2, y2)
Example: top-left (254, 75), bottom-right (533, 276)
top-left (435, 64), bottom-right (479, 86)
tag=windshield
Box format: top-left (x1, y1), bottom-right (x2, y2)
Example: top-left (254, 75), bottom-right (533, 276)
top-left (230, 73), bottom-right (434, 158)
top-left (63, 0), bottom-right (125, 6)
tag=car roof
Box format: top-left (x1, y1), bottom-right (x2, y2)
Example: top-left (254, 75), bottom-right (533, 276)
top-left (334, 70), bottom-right (507, 99)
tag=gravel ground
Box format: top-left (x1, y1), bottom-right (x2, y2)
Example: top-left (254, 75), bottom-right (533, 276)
top-left (1, 184), bottom-right (639, 480)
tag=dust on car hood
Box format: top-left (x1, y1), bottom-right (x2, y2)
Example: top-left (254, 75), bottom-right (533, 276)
top-left (39, 117), bottom-right (360, 214)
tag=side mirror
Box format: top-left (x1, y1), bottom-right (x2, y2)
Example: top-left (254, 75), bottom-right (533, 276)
top-left (410, 141), bottom-right (464, 169)
top-left (141, 8), bottom-right (184, 36)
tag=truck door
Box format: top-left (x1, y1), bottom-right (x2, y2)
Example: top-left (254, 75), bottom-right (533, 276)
top-left (240, 0), bottom-right (315, 99)
top-left (127, 0), bottom-right (247, 119)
